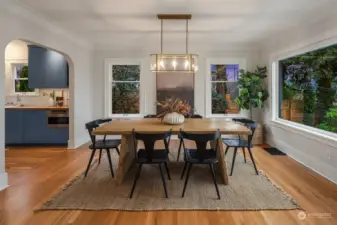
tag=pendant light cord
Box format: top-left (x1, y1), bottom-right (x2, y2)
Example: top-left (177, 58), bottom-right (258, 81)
top-left (186, 19), bottom-right (188, 54)
top-left (161, 19), bottom-right (163, 54)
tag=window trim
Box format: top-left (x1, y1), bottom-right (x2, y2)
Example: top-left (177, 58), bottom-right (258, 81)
top-left (104, 58), bottom-right (144, 118)
top-left (205, 58), bottom-right (246, 118)
top-left (271, 44), bottom-right (337, 144)
top-left (8, 61), bottom-right (39, 96)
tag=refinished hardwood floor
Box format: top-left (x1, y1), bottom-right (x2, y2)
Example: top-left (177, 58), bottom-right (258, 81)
top-left (1, 143), bottom-right (336, 225)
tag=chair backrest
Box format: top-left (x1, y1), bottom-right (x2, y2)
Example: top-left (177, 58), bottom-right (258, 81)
top-left (85, 119), bottom-right (112, 143)
top-left (144, 114), bottom-right (157, 118)
top-left (179, 129), bottom-right (221, 161)
top-left (132, 129), bottom-right (172, 162)
top-left (232, 118), bottom-right (254, 124)
top-left (246, 122), bottom-right (258, 144)
top-left (190, 114), bottom-right (203, 118)
top-left (232, 118), bottom-right (258, 144)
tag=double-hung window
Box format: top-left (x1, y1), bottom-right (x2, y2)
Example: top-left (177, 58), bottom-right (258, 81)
top-left (105, 59), bottom-right (142, 117)
top-left (11, 63), bottom-right (37, 95)
top-left (206, 58), bottom-right (246, 117)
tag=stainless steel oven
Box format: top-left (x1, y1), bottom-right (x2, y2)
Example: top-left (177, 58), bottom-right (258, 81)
top-left (47, 110), bottom-right (69, 128)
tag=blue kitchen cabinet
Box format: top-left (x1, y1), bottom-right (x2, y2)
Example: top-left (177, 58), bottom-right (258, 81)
top-left (5, 110), bottom-right (69, 146)
top-left (22, 110), bottom-right (48, 144)
top-left (28, 45), bottom-right (69, 88)
top-left (47, 127), bottom-right (69, 145)
top-left (5, 110), bottom-right (24, 145)
top-left (23, 110), bottom-right (68, 145)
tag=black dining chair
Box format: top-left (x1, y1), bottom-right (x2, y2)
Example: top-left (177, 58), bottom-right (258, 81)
top-left (84, 119), bottom-right (121, 178)
top-left (129, 129), bottom-right (172, 198)
top-left (176, 114), bottom-right (203, 161)
top-left (222, 118), bottom-right (255, 142)
top-left (223, 120), bottom-right (259, 176)
top-left (179, 129), bottom-right (221, 199)
top-left (144, 114), bottom-right (157, 118)
top-left (144, 114), bottom-right (173, 157)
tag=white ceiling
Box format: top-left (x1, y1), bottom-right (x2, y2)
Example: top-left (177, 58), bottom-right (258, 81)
top-left (14, 0), bottom-right (337, 51)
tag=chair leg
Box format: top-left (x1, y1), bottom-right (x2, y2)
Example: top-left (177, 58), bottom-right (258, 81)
top-left (242, 147), bottom-right (247, 163)
top-left (106, 149), bottom-right (114, 178)
top-left (247, 147), bottom-right (259, 175)
top-left (177, 139), bottom-right (183, 161)
top-left (181, 163), bottom-right (192, 197)
top-left (98, 149), bottom-right (102, 164)
top-left (230, 147), bottom-right (238, 176)
top-left (158, 164), bottom-right (168, 198)
top-left (116, 147), bottom-right (120, 155)
top-left (180, 162), bottom-right (188, 180)
top-left (84, 149), bottom-right (96, 178)
top-left (209, 164), bottom-right (220, 199)
top-left (164, 162), bottom-right (171, 180)
top-left (129, 164), bottom-right (142, 198)
top-left (225, 146), bottom-right (229, 155)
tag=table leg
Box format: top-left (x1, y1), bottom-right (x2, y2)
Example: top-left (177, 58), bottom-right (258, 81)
top-left (115, 134), bottom-right (137, 185)
top-left (210, 138), bottom-right (229, 185)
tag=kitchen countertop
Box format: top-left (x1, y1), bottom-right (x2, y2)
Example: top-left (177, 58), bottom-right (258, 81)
top-left (5, 106), bottom-right (69, 110)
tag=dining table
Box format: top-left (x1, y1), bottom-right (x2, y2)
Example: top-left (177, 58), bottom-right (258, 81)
top-left (93, 118), bottom-right (251, 185)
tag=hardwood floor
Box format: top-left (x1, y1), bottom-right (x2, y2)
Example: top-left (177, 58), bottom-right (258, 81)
top-left (1, 143), bottom-right (337, 225)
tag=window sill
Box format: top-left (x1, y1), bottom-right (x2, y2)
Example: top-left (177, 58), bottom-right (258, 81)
top-left (108, 114), bottom-right (143, 119)
top-left (206, 114), bottom-right (242, 118)
top-left (6, 93), bottom-right (40, 97)
top-left (269, 119), bottom-right (337, 148)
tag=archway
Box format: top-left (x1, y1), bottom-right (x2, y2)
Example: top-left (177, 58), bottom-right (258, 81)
top-left (3, 39), bottom-right (75, 149)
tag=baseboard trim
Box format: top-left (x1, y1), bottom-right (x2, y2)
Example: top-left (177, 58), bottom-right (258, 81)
top-left (73, 136), bottom-right (91, 149)
top-left (0, 172), bottom-right (8, 191)
top-left (265, 137), bottom-right (337, 185)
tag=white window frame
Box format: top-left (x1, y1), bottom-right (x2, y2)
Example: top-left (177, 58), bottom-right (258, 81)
top-left (104, 58), bottom-right (144, 118)
top-left (205, 58), bottom-right (246, 118)
top-left (8, 60), bottom-right (39, 96)
top-left (271, 45), bottom-right (337, 146)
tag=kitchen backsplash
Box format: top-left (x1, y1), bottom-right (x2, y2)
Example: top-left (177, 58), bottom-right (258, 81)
top-left (5, 89), bottom-right (69, 106)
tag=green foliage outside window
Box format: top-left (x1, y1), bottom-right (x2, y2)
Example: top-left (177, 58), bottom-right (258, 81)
top-left (15, 66), bottom-right (34, 92)
top-left (317, 108), bottom-right (337, 133)
top-left (280, 44), bottom-right (337, 132)
top-left (111, 65), bottom-right (140, 114)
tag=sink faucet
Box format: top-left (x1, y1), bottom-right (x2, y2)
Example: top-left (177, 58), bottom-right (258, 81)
top-left (16, 94), bottom-right (21, 105)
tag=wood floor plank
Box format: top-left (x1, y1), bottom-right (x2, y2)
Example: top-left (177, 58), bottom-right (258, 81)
top-left (1, 143), bottom-right (337, 225)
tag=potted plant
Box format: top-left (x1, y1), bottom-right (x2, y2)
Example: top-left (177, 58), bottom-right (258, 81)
top-left (235, 66), bottom-right (269, 119)
top-left (156, 97), bottom-right (192, 125)
top-left (235, 66), bottom-right (269, 145)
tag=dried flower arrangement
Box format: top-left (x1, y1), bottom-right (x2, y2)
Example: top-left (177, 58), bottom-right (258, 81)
top-left (156, 97), bottom-right (192, 120)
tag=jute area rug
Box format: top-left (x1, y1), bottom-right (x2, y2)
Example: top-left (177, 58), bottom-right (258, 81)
top-left (39, 148), bottom-right (300, 211)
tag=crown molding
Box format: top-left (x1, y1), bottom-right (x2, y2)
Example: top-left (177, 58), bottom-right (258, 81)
top-left (2, 0), bottom-right (93, 50)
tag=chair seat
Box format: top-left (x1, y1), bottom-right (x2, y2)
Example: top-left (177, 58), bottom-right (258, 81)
top-left (137, 149), bottom-right (168, 163)
top-left (222, 139), bottom-right (253, 147)
top-left (184, 149), bottom-right (218, 164)
top-left (89, 139), bottom-right (121, 149)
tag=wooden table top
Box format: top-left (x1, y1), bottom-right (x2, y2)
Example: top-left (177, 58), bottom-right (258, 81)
top-left (93, 118), bottom-right (251, 135)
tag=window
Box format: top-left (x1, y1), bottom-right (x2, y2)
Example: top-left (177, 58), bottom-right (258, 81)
top-left (105, 59), bottom-right (142, 117)
top-left (278, 44), bottom-right (337, 134)
top-left (210, 64), bottom-right (240, 115)
top-left (12, 64), bottom-right (36, 94)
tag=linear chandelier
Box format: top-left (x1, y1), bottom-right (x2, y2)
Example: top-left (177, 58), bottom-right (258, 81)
top-left (150, 14), bottom-right (198, 73)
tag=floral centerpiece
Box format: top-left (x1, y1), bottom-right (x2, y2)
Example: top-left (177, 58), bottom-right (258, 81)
top-left (156, 97), bottom-right (191, 124)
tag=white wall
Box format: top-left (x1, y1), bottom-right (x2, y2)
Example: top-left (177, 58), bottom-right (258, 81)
top-left (261, 12), bottom-right (337, 184)
top-left (0, 1), bottom-right (94, 189)
top-left (93, 49), bottom-right (261, 119)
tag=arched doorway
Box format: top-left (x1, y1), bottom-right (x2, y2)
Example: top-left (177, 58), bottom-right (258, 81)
top-left (3, 39), bottom-right (74, 149)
